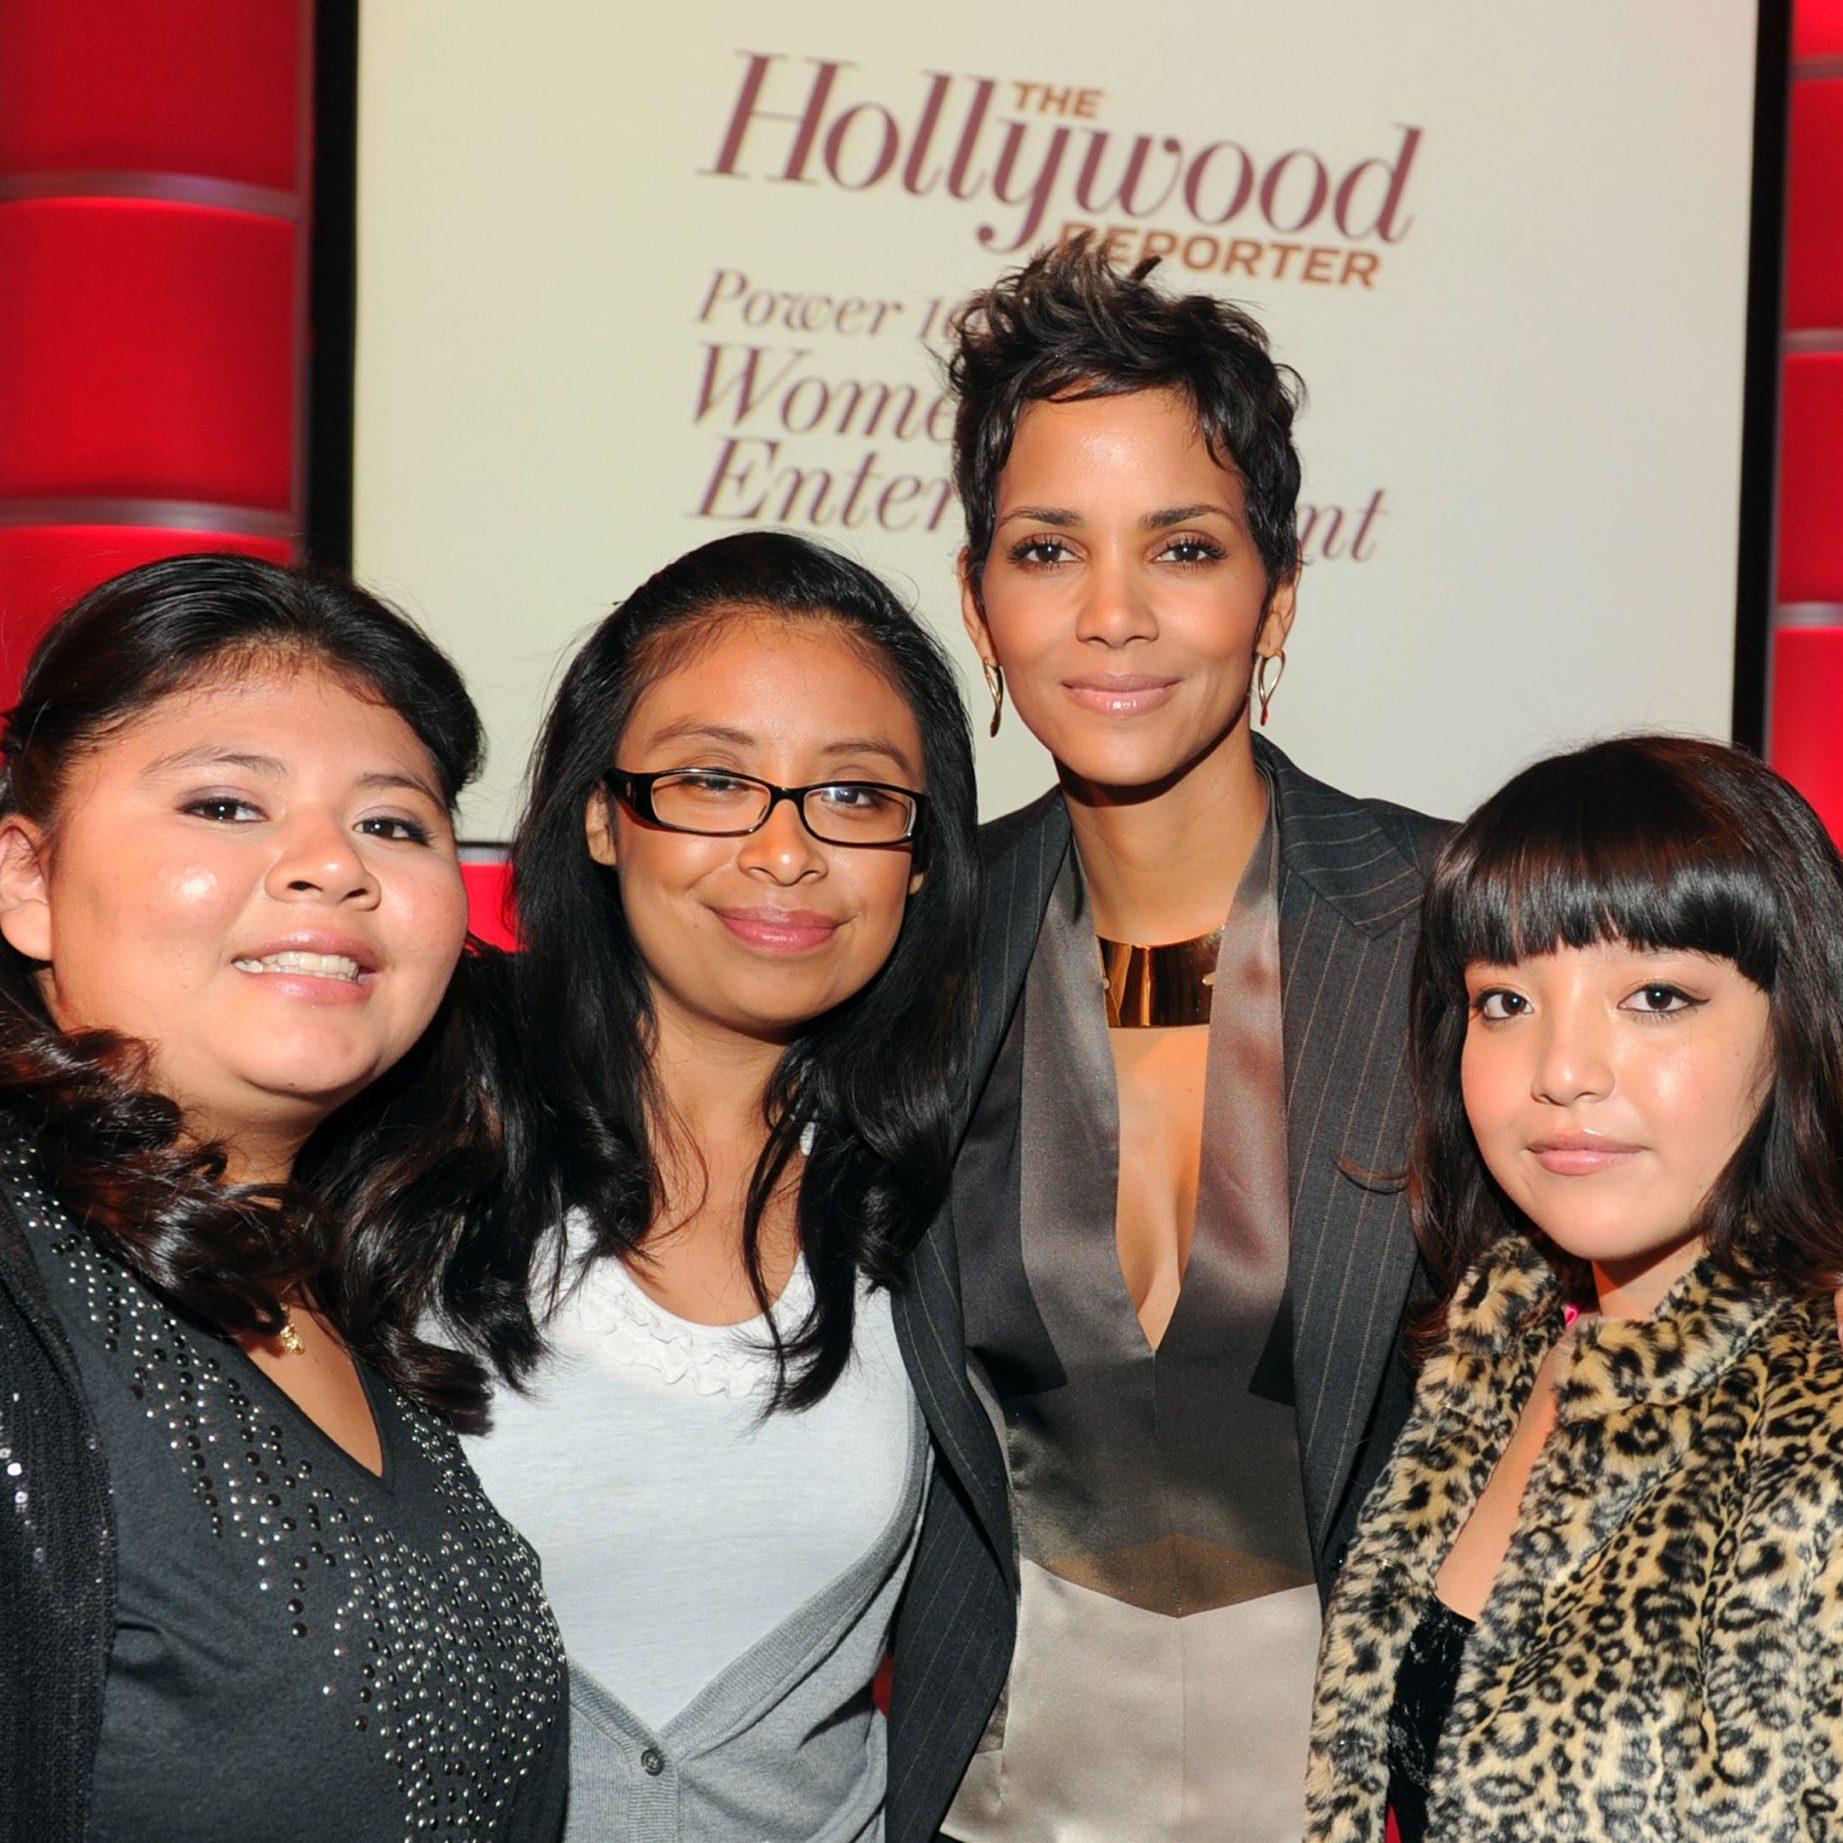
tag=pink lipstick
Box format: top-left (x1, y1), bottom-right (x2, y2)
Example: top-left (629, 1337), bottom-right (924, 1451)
top-left (714, 907), bottom-right (842, 953)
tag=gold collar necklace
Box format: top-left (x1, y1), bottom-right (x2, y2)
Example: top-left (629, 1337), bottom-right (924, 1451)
top-left (1097, 927), bottom-right (1223, 1029)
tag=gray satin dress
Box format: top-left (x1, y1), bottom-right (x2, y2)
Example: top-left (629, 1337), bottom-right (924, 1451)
top-left (945, 803), bottom-right (1319, 1842)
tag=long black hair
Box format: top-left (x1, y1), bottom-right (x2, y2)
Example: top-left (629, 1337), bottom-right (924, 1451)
top-left (0, 552), bottom-right (501, 1422)
top-left (445, 530), bottom-right (979, 1409)
top-left (1407, 734), bottom-right (1843, 1356)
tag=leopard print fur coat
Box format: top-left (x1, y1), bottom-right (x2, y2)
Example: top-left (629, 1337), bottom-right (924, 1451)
top-left (1306, 1235), bottom-right (1843, 1842)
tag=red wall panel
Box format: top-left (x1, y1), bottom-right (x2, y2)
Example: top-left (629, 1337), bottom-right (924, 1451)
top-left (1775, 1), bottom-right (1843, 843)
top-left (1777, 353), bottom-right (1843, 605)
top-left (1787, 81), bottom-right (1843, 328)
top-left (461, 860), bottom-right (520, 951)
top-left (1796, 0), bottom-right (1843, 61)
top-left (0, 0), bottom-right (307, 683)
top-left (0, 524), bottom-right (296, 706)
top-left (0, 200), bottom-right (297, 510)
top-left (1771, 627), bottom-right (1843, 839)
top-left (0, 0), bottom-right (303, 191)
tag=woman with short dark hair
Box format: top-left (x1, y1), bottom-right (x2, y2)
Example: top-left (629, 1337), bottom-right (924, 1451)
top-left (0, 553), bottom-right (567, 1843)
top-left (950, 235), bottom-right (1305, 614)
top-left (883, 235), bottom-right (1450, 1843)
top-left (1308, 736), bottom-right (1843, 1842)
top-left (450, 530), bottom-right (980, 1841)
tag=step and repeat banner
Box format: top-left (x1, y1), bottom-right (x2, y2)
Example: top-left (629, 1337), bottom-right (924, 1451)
top-left (351, 1), bottom-right (1770, 841)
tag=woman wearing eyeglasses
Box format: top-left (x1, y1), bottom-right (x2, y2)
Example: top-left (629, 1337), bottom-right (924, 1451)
top-left (448, 531), bottom-right (980, 1842)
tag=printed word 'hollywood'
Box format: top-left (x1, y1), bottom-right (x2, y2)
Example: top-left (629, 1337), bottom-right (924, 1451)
top-left (704, 53), bottom-right (1424, 256)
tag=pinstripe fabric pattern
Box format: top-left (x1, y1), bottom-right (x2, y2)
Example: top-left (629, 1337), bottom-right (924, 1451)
top-left (886, 745), bottom-right (1447, 1843)
top-left (1267, 752), bottom-right (1448, 1562)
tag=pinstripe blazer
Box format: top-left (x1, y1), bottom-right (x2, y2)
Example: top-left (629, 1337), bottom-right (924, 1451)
top-left (884, 738), bottom-right (1448, 1843)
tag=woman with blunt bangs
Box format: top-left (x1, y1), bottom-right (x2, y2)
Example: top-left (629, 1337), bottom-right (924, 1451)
top-left (1308, 736), bottom-right (1843, 1842)
top-left (0, 554), bottom-right (567, 1843)
top-left (450, 531), bottom-right (979, 1841)
top-left (884, 236), bottom-right (1449, 1843)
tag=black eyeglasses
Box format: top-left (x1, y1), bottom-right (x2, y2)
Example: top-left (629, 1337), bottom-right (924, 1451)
top-left (605, 769), bottom-right (927, 848)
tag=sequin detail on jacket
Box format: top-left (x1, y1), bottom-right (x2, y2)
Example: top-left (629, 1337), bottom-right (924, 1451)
top-left (8, 1138), bottom-right (566, 1840)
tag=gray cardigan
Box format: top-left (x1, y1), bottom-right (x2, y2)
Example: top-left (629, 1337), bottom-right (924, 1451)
top-left (566, 1425), bottom-right (922, 1842)
top-left (473, 1274), bottom-right (931, 1843)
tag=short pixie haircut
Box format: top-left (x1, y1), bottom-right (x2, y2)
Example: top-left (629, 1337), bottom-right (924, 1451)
top-left (1408, 735), bottom-right (1843, 1342)
top-left (946, 232), bottom-right (1304, 599)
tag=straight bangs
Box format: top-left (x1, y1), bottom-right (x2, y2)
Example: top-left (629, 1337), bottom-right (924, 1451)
top-left (1407, 734), bottom-right (1843, 1353)
top-left (1426, 741), bottom-right (1781, 994)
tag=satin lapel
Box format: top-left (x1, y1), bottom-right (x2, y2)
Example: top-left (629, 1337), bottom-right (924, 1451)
top-left (892, 791), bottom-right (1070, 1568)
top-left (1262, 741), bottom-right (1429, 1556)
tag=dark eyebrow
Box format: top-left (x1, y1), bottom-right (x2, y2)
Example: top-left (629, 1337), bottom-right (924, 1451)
top-left (353, 769), bottom-right (447, 807)
top-left (142, 747), bottom-right (287, 779)
top-left (993, 502), bottom-right (1234, 533)
top-left (643, 720), bottom-right (756, 749)
top-left (643, 723), bottom-right (919, 783)
top-left (1139, 502), bottom-right (1232, 530)
top-left (820, 737), bottom-right (919, 780)
top-left (142, 747), bottom-right (444, 808)
top-left (995, 505), bottom-right (1082, 531)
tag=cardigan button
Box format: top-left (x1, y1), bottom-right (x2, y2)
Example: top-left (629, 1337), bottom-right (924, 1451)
top-left (640, 1747), bottom-right (666, 1777)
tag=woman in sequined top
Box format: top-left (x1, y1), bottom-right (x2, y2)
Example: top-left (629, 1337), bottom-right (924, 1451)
top-left (448, 531), bottom-right (980, 1841)
top-left (0, 554), bottom-right (568, 1843)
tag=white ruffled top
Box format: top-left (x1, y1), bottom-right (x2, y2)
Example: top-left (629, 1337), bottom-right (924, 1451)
top-left (467, 1212), bottom-right (918, 1731)
top-left (579, 1234), bottom-right (815, 1401)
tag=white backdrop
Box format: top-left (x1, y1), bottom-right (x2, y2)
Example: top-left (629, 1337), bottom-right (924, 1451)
top-left (352, 1), bottom-right (1767, 841)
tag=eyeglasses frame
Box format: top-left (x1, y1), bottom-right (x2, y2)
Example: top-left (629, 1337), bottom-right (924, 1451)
top-left (603, 768), bottom-right (929, 850)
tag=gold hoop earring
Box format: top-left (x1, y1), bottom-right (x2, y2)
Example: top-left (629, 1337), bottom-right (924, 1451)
top-left (1255, 649), bottom-right (1286, 727)
top-left (982, 660), bottom-right (1005, 738)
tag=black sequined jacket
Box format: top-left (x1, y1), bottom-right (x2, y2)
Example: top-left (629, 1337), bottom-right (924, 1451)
top-left (0, 1175), bottom-right (115, 1843)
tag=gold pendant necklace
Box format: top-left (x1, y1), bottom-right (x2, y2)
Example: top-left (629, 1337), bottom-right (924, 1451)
top-left (1097, 927), bottom-right (1223, 1029)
